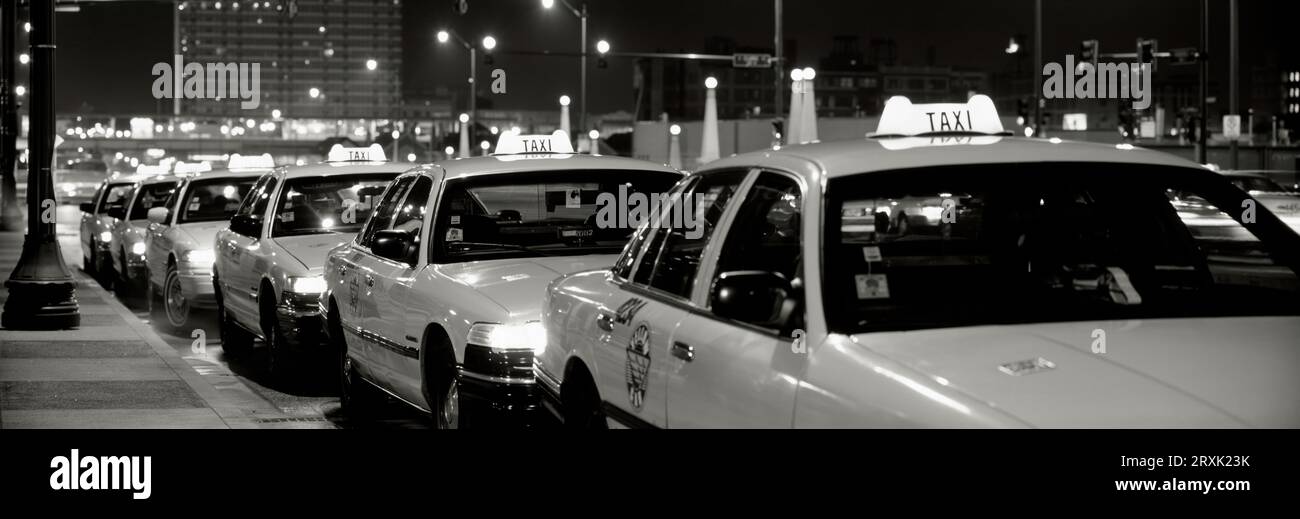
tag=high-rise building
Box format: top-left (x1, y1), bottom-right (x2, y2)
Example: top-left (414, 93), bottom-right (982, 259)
top-left (177, 0), bottom-right (401, 119)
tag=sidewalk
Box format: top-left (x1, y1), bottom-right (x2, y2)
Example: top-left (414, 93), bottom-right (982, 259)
top-left (0, 229), bottom-right (258, 428)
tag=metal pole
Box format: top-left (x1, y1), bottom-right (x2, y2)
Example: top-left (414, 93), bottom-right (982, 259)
top-left (579, 3), bottom-right (588, 135)
top-left (173, 0), bottom-right (180, 116)
top-left (475, 45), bottom-right (480, 144)
top-left (1033, 0), bottom-right (1043, 137)
top-left (1198, 0), bottom-right (1208, 164)
top-left (774, 0), bottom-right (783, 118)
top-left (1229, 0), bottom-right (1238, 169)
top-left (3, 0), bottom-right (79, 330)
top-left (1, 0), bottom-right (22, 230)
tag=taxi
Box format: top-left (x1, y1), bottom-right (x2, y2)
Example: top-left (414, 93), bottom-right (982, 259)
top-left (537, 95), bottom-right (1300, 428)
top-left (213, 145), bottom-right (402, 378)
top-left (143, 154), bottom-right (275, 330)
top-left (321, 131), bottom-right (682, 428)
top-left (110, 172), bottom-right (182, 296)
top-left (79, 175), bottom-right (142, 283)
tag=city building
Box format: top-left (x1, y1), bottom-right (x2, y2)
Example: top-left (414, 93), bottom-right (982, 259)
top-left (633, 36), bottom-right (794, 121)
top-left (176, 0), bottom-right (402, 120)
top-left (815, 36), bottom-right (988, 117)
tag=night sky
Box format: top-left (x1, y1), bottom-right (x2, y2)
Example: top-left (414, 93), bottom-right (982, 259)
top-left (48, 0), bottom-right (1300, 116)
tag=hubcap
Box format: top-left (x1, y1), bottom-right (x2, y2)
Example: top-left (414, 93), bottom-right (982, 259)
top-left (165, 274), bottom-right (188, 327)
top-left (442, 379), bottom-right (459, 428)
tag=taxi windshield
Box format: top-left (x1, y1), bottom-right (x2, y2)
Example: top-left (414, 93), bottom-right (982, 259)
top-left (823, 163), bottom-right (1300, 335)
top-left (432, 169), bottom-right (681, 262)
top-left (177, 177), bottom-right (259, 224)
top-left (129, 181), bottom-right (180, 220)
top-left (271, 173), bottom-right (397, 237)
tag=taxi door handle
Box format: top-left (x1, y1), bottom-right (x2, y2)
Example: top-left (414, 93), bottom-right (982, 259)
top-left (596, 313), bottom-right (614, 332)
top-left (671, 342), bottom-right (694, 362)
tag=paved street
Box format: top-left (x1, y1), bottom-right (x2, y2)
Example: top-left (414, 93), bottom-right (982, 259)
top-left (0, 205), bottom-right (430, 429)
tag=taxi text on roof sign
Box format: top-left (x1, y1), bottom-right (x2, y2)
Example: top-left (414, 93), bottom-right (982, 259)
top-left (493, 130), bottom-right (575, 155)
top-left (327, 143), bottom-right (387, 163)
top-left (874, 95), bottom-right (1006, 137)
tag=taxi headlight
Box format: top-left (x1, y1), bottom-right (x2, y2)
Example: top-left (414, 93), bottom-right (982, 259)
top-left (131, 242), bottom-right (147, 256)
top-left (99, 231), bottom-right (113, 242)
top-left (181, 248), bottom-right (215, 264)
top-left (287, 275), bottom-right (327, 295)
top-left (467, 321), bottom-right (546, 353)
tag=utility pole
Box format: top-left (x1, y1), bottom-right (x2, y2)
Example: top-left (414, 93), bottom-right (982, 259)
top-left (1033, 0), bottom-right (1043, 137)
top-left (774, 0), bottom-right (783, 119)
top-left (579, 2), bottom-right (587, 135)
top-left (1198, 0), bottom-right (1209, 165)
top-left (3, 0), bottom-right (79, 330)
top-left (1229, 0), bottom-right (1238, 169)
top-left (1, 0), bottom-right (21, 230)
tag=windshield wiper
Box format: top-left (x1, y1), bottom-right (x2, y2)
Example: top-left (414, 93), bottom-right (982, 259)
top-left (449, 242), bottom-right (554, 257)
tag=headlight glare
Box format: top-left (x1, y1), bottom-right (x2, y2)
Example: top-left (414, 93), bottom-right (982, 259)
top-left (468, 321), bottom-right (546, 352)
top-left (288, 275), bottom-right (327, 294)
top-left (131, 242), bottom-right (147, 255)
top-left (181, 248), bottom-right (215, 264)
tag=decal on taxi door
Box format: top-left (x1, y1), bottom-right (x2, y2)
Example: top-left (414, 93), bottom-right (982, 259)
top-left (625, 322), bottom-right (652, 410)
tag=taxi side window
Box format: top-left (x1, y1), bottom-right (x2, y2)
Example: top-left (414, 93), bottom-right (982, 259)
top-left (645, 170), bottom-right (747, 298)
top-left (235, 175), bottom-right (275, 219)
top-left (713, 172), bottom-right (804, 289)
top-left (358, 176), bottom-right (414, 248)
top-left (391, 177), bottom-right (432, 263)
top-left (100, 185), bottom-right (132, 215)
top-left (616, 177), bottom-right (699, 280)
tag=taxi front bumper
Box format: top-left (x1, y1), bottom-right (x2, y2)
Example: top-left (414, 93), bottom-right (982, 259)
top-left (275, 292), bottom-right (327, 351)
top-left (175, 262), bottom-right (217, 309)
top-left (458, 344), bottom-right (541, 424)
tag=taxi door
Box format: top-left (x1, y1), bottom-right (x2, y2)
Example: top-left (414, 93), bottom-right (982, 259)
top-left (592, 169), bottom-right (750, 428)
top-left (666, 171), bottom-right (806, 428)
top-left (80, 182), bottom-right (106, 256)
top-left (219, 174), bottom-right (276, 327)
top-left (342, 176), bottom-right (418, 398)
top-left (145, 181), bottom-right (182, 289)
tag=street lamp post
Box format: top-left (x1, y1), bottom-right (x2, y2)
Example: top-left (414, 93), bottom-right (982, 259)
top-left (438, 29), bottom-right (481, 150)
top-left (542, 0), bottom-right (588, 135)
top-left (4, 0), bottom-right (79, 330)
top-left (1, 0), bottom-right (22, 230)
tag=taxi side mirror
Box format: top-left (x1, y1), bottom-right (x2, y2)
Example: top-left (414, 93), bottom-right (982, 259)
top-left (372, 229), bottom-right (417, 266)
top-left (230, 214), bottom-right (262, 237)
top-left (147, 207), bottom-right (170, 225)
top-left (711, 271), bottom-right (794, 328)
top-left (79, 202), bottom-right (95, 214)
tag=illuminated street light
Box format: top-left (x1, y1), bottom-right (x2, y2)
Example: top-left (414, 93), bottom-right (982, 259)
top-left (1005, 37), bottom-right (1021, 55)
top-left (589, 129), bottom-right (600, 140)
top-left (444, 146), bottom-right (455, 155)
top-left (802, 67), bottom-right (816, 80)
top-left (791, 68), bottom-right (804, 82)
top-left (482, 36), bottom-right (497, 51)
top-left (308, 87), bottom-right (321, 99)
top-left (459, 113), bottom-right (470, 124)
top-left (541, 0), bottom-right (555, 8)
top-left (705, 76), bottom-right (718, 89)
top-left (365, 59), bottom-right (378, 71)
top-left (18, 53), bottom-right (28, 65)
top-left (271, 109), bottom-right (282, 119)
top-left (596, 40), bottom-right (610, 54)
top-left (559, 95), bottom-right (571, 107)
top-left (669, 124), bottom-right (681, 136)
top-left (14, 85), bottom-right (25, 97)
top-left (391, 130), bottom-right (400, 140)
top-left (436, 30), bottom-right (450, 43)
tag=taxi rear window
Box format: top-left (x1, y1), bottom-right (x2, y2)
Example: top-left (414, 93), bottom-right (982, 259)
top-left (823, 163), bottom-right (1300, 334)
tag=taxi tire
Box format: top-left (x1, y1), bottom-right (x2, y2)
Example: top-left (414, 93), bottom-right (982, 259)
top-left (335, 320), bottom-right (379, 415)
top-left (261, 298), bottom-right (297, 384)
top-left (421, 331), bottom-right (460, 429)
top-left (560, 366), bottom-right (607, 429)
top-left (216, 299), bottom-right (253, 358)
top-left (161, 266), bottom-right (190, 330)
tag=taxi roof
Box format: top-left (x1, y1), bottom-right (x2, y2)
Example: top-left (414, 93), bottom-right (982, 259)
top-left (182, 167), bottom-right (272, 182)
top-left (703, 136), bottom-right (1202, 179)
top-left (274, 162), bottom-right (409, 180)
top-left (432, 153), bottom-right (681, 181)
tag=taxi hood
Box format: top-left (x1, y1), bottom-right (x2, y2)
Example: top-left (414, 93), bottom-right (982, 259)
top-left (855, 316), bottom-right (1300, 427)
top-left (175, 221), bottom-right (231, 251)
top-left (436, 255), bottom-right (619, 317)
top-left (274, 234), bottom-right (355, 273)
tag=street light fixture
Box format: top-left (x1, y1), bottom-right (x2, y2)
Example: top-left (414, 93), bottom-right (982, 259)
top-left (596, 40), bottom-right (610, 54)
top-left (365, 58), bottom-right (378, 71)
top-left (705, 76), bottom-right (718, 89)
top-left (436, 30), bottom-right (450, 43)
top-left (482, 36), bottom-right (497, 51)
top-left (559, 95), bottom-right (571, 107)
top-left (439, 29), bottom-right (490, 144)
top-left (308, 87), bottom-right (321, 99)
top-left (540, 0), bottom-right (589, 137)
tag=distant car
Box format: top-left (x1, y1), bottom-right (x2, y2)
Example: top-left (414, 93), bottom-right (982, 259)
top-left (56, 169), bottom-right (110, 206)
top-left (79, 177), bottom-right (139, 282)
top-left (1221, 171), bottom-right (1300, 231)
top-left (109, 175), bottom-right (181, 294)
top-left (213, 145), bottom-right (402, 379)
top-left (537, 95), bottom-right (1300, 428)
top-left (321, 131), bottom-right (683, 428)
top-left (143, 156), bottom-right (273, 330)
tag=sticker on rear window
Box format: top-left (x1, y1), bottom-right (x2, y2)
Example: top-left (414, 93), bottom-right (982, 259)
top-left (566, 188), bottom-right (582, 208)
top-left (446, 228), bottom-right (463, 242)
top-left (280, 212), bottom-right (295, 223)
top-left (450, 215), bottom-right (461, 225)
top-left (855, 274), bottom-right (890, 300)
top-left (862, 246), bottom-right (883, 263)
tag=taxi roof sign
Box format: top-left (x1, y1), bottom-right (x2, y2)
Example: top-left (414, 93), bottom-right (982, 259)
top-left (327, 143), bottom-right (387, 163)
top-left (873, 95), bottom-right (1007, 137)
top-left (226, 153), bottom-right (275, 169)
top-left (493, 130), bottom-right (574, 155)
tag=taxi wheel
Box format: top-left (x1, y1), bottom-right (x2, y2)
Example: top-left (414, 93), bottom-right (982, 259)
top-left (561, 366), bottom-right (607, 429)
top-left (162, 266), bottom-right (190, 329)
top-left (216, 298), bottom-right (253, 357)
top-left (435, 375), bottom-right (460, 429)
top-left (262, 302), bottom-right (296, 383)
top-left (83, 251), bottom-right (97, 277)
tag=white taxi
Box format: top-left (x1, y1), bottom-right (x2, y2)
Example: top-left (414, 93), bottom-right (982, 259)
top-left (143, 154), bottom-right (275, 330)
top-left (538, 95), bottom-right (1300, 428)
top-left (213, 145), bottom-right (402, 379)
top-left (321, 131), bottom-right (682, 427)
top-left (79, 175), bottom-right (142, 283)
top-left (110, 174), bottom-right (182, 296)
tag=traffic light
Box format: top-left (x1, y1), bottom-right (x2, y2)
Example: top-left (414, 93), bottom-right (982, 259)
top-left (1080, 39), bottom-right (1100, 69)
top-left (1137, 38), bottom-right (1158, 72)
